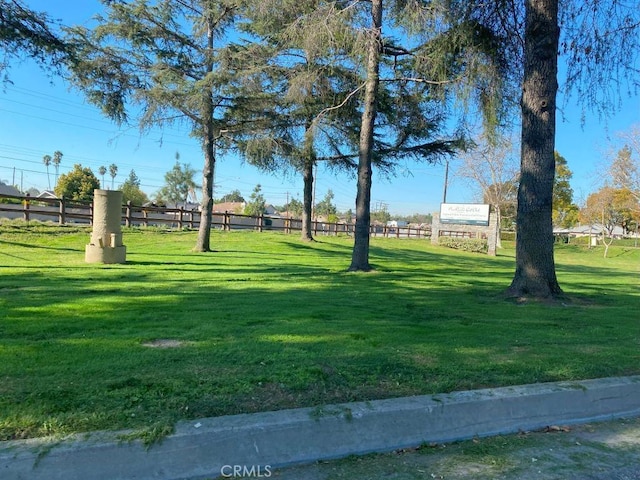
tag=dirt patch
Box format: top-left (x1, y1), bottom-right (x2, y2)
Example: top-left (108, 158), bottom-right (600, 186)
top-left (141, 339), bottom-right (188, 348)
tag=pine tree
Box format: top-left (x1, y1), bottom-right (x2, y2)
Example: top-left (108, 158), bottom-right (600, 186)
top-left (68, 0), bottom-right (239, 252)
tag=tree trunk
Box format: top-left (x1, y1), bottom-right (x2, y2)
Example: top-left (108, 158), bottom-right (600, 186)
top-left (194, 125), bottom-right (215, 252)
top-left (349, 0), bottom-right (382, 272)
top-left (301, 123), bottom-right (315, 242)
top-left (301, 159), bottom-right (314, 241)
top-left (194, 19), bottom-right (215, 252)
top-left (506, 0), bottom-right (562, 298)
top-left (496, 206), bottom-right (503, 249)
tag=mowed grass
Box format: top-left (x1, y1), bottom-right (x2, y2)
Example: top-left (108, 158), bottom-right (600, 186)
top-left (0, 222), bottom-right (639, 441)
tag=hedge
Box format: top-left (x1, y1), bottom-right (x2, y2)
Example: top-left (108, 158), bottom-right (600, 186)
top-left (438, 236), bottom-right (488, 253)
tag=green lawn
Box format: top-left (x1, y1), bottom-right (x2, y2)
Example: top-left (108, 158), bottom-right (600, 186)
top-left (1, 222), bottom-right (639, 441)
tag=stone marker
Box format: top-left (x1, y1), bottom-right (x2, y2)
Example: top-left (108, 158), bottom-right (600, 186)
top-left (85, 189), bottom-right (126, 264)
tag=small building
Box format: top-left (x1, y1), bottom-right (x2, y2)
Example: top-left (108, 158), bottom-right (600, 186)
top-left (212, 201), bottom-right (245, 214)
top-left (386, 220), bottom-right (408, 228)
top-left (553, 224), bottom-right (626, 240)
top-left (36, 190), bottom-right (58, 200)
top-left (0, 181), bottom-right (21, 196)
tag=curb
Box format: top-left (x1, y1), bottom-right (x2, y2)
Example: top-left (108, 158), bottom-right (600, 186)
top-left (3, 376), bottom-right (640, 480)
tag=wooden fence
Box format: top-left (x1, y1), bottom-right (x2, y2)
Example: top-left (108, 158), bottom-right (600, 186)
top-left (0, 193), bottom-right (431, 239)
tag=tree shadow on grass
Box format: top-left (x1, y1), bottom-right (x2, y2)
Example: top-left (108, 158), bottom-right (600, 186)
top-left (1, 239), bottom-right (639, 441)
top-left (0, 239), bottom-right (83, 253)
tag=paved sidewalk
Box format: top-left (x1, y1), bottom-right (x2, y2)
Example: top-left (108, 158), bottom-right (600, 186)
top-left (271, 417), bottom-right (640, 480)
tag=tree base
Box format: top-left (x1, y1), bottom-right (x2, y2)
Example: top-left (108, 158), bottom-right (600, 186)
top-left (347, 264), bottom-right (373, 272)
top-left (192, 247), bottom-right (216, 253)
top-left (504, 279), bottom-right (564, 301)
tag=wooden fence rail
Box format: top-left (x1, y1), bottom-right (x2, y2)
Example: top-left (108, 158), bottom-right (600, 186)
top-left (0, 193), bottom-right (431, 239)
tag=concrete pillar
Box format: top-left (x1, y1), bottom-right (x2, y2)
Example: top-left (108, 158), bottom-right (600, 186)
top-left (85, 189), bottom-right (126, 264)
top-left (430, 213), bottom-right (441, 246)
top-left (487, 209), bottom-right (498, 256)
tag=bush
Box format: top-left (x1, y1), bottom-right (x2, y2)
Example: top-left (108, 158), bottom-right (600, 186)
top-left (439, 236), bottom-right (488, 253)
top-left (500, 231), bottom-right (516, 242)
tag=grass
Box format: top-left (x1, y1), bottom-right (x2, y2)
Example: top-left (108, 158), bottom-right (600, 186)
top-left (1, 221), bottom-right (639, 441)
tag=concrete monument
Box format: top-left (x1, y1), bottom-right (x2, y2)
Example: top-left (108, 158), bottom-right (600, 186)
top-left (85, 189), bottom-right (126, 264)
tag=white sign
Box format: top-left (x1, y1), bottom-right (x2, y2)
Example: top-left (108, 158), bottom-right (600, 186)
top-left (440, 203), bottom-right (490, 226)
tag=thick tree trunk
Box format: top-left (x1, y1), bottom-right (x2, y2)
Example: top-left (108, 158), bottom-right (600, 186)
top-left (194, 125), bottom-right (215, 252)
top-left (301, 159), bottom-right (314, 241)
top-left (349, 0), bottom-right (382, 272)
top-left (506, 0), bottom-right (562, 298)
top-left (194, 20), bottom-right (215, 253)
top-left (301, 123), bottom-right (315, 242)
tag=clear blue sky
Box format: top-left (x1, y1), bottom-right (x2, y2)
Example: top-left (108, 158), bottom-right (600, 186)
top-left (1, 1), bottom-right (638, 215)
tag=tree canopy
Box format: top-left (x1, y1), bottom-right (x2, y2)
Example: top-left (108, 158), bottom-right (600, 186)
top-left (155, 161), bottom-right (198, 206)
top-left (581, 186), bottom-right (638, 257)
top-left (244, 184), bottom-right (266, 216)
top-left (608, 144), bottom-right (640, 202)
top-left (0, 0), bottom-right (71, 78)
top-left (54, 164), bottom-right (100, 202)
top-left (552, 152), bottom-right (579, 228)
top-left (217, 190), bottom-right (245, 203)
top-left (227, 0), bottom-right (357, 233)
top-left (456, 133), bottom-right (519, 237)
top-left (315, 190), bottom-right (337, 219)
top-left (119, 169), bottom-right (149, 206)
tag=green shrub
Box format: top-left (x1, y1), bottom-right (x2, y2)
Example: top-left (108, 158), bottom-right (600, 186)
top-left (439, 236), bottom-right (488, 253)
top-left (500, 231), bottom-right (516, 242)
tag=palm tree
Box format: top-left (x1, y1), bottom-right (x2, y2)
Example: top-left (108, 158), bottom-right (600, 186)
top-left (108, 164), bottom-right (118, 190)
top-left (98, 166), bottom-right (107, 188)
top-left (52, 151), bottom-right (63, 186)
top-left (42, 154), bottom-right (52, 190)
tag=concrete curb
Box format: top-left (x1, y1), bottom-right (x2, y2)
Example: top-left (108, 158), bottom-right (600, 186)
top-left (3, 376), bottom-right (640, 480)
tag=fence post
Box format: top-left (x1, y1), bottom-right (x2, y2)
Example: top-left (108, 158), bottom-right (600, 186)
top-left (143, 209), bottom-right (148, 227)
top-left (58, 196), bottom-right (66, 225)
top-left (224, 211), bottom-right (230, 231)
top-left (178, 207), bottom-right (184, 229)
top-left (125, 201), bottom-right (132, 227)
top-left (258, 214), bottom-right (263, 232)
top-left (23, 193), bottom-right (30, 222)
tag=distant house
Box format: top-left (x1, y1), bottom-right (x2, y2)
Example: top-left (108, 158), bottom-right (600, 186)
top-left (387, 220), bottom-right (408, 228)
top-left (0, 181), bottom-right (21, 196)
top-left (212, 201), bottom-right (245, 214)
top-left (164, 201), bottom-right (200, 210)
top-left (36, 190), bottom-right (58, 200)
top-left (553, 225), bottom-right (626, 239)
top-left (264, 204), bottom-right (279, 216)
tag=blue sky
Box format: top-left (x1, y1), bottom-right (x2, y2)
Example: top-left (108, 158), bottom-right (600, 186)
top-left (1, 1), bottom-right (638, 215)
